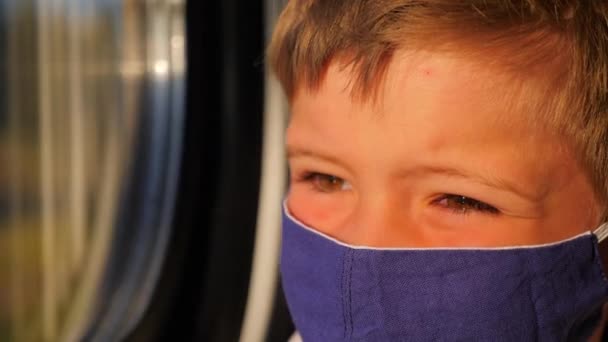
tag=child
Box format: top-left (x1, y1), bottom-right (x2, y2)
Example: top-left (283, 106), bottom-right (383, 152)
top-left (269, 1), bottom-right (608, 341)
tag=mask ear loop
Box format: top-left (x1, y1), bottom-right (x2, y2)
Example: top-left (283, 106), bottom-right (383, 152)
top-left (595, 223), bottom-right (608, 243)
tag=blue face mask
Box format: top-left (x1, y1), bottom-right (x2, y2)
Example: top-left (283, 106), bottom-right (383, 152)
top-left (281, 203), bottom-right (608, 341)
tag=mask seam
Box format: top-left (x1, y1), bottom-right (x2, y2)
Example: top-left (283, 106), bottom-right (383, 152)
top-left (529, 267), bottom-right (540, 341)
top-left (341, 249), bottom-right (347, 339)
top-left (348, 250), bottom-right (354, 340)
top-left (341, 249), bottom-right (354, 340)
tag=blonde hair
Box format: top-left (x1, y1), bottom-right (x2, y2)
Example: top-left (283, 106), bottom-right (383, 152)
top-left (268, 0), bottom-right (608, 211)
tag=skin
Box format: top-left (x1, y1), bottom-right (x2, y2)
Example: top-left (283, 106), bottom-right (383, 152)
top-left (286, 50), bottom-right (602, 248)
top-left (286, 49), bottom-right (607, 339)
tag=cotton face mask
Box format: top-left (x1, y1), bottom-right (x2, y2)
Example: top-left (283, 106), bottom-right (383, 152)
top-left (281, 203), bottom-right (608, 341)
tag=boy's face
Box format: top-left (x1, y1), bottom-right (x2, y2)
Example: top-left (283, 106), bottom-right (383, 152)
top-left (286, 50), bottom-right (601, 247)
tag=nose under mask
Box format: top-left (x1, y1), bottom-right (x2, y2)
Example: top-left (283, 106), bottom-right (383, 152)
top-left (280, 203), bottom-right (608, 341)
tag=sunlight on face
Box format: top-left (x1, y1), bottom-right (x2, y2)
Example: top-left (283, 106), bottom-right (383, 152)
top-left (286, 50), bottom-right (601, 248)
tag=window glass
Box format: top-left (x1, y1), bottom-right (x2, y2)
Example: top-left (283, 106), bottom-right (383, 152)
top-left (0, 0), bottom-right (185, 341)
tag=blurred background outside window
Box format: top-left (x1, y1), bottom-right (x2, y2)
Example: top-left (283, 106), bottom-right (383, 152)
top-left (0, 0), bottom-right (185, 340)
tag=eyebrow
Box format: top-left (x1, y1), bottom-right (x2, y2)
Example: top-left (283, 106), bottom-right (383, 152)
top-left (287, 146), bottom-right (339, 163)
top-left (287, 145), bottom-right (544, 203)
top-left (401, 165), bottom-right (544, 202)
top-left (287, 145), bottom-right (355, 173)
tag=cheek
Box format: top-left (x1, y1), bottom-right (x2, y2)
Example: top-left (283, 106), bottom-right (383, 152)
top-left (286, 185), bottom-right (353, 236)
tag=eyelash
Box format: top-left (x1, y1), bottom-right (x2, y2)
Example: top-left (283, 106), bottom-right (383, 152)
top-left (295, 172), bottom-right (500, 215)
top-left (431, 194), bottom-right (500, 215)
top-left (296, 171), bottom-right (348, 192)
top-left (297, 171), bottom-right (321, 182)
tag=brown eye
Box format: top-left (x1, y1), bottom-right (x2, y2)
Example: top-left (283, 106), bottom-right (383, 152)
top-left (436, 194), bottom-right (499, 215)
top-left (307, 173), bottom-right (351, 193)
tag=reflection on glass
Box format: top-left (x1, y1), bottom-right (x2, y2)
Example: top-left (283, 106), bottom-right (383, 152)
top-left (0, 0), bottom-right (185, 341)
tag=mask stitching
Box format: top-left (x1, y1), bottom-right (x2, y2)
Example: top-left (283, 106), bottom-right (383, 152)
top-left (341, 249), bottom-right (354, 340)
top-left (527, 262), bottom-right (540, 341)
top-left (347, 250), bottom-right (354, 340)
top-left (341, 249), bottom-right (346, 339)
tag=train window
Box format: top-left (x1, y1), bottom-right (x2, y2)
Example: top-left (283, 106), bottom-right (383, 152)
top-left (125, 0), bottom-right (293, 340)
top-left (0, 0), bottom-right (185, 341)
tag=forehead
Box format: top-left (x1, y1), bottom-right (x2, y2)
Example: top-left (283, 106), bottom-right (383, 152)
top-left (292, 46), bottom-right (562, 129)
top-left (290, 50), bottom-right (542, 143)
top-left (288, 49), bottom-right (573, 193)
